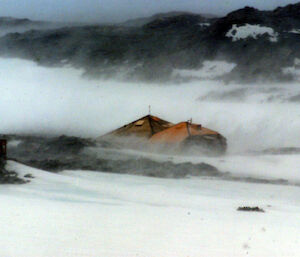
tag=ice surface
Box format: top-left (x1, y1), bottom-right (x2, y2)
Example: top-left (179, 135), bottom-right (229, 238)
top-left (0, 161), bottom-right (300, 257)
top-left (226, 24), bottom-right (278, 42)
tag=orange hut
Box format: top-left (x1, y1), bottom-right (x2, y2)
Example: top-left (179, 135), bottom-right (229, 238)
top-left (149, 121), bottom-right (227, 154)
top-left (98, 114), bottom-right (227, 154)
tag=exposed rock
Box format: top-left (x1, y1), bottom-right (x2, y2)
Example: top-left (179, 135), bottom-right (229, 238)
top-left (237, 206), bottom-right (265, 212)
top-left (3, 134), bottom-right (221, 178)
top-left (3, 134), bottom-right (300, 186)
top-left (24, 173), bottom-right (35, 178)
top-left (0, 159), bottom-right (28, 184)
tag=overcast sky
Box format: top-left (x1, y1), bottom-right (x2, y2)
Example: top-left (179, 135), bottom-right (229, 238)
top-left (0, 0), bottom-right (299, 23)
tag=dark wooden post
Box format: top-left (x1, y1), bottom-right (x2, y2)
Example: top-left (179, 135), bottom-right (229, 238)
top-left (0, 139), bottom-right (7, 160)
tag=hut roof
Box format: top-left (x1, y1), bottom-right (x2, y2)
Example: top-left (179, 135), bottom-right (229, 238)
top-left (149, 122), bottom-right (220, 143)
top-left (100, 115), bottom-right (174, 140)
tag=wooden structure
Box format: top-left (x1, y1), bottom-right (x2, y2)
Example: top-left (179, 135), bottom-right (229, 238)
top-left (99, 115), bottom-right (174, 140)
top-left (150, 121), bottom-right (227, 153)
top-left (98, 114), bottom-right (227, 154)
top-left (0, 139), bottom-right (7, 160)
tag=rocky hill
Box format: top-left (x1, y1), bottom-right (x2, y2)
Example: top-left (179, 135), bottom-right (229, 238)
top-left (1, 3), bottom-right (300, 83)
top-left (121, 11), bottom-right (218, 27)
top-left (0, 17), bottom-right (43, 27)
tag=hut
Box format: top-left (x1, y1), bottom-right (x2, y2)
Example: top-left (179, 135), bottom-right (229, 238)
top-left (98, 114), bottom-right (227, 154)
top-left (149, 121), bottom-right (227, 154)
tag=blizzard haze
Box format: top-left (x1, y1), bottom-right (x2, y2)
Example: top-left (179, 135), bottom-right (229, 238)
top-left (0, 58), bottom-right (300, 154)
top-left (0, 0), bottom-right (300, 23)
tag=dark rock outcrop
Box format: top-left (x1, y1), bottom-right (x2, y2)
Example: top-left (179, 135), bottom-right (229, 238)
top-left (3, 134), bottom-right (221, 178)
top-left (237, 206), bottom-right (265, 212)
top-left (0, 159), bottom-right (27, 184)
top-left (3, 134), bottom-right (299, 186)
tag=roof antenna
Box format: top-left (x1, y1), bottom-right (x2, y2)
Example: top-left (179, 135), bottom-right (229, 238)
top-left (148, 105), bottom-right (151, 115)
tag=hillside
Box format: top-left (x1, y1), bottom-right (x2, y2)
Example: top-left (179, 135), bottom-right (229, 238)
top-left (1, 3), bottom-right (300, 82)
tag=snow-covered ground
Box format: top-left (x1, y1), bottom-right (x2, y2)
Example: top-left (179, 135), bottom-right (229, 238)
top-left (0, 57), bottom-right (300, 256)
top-left (1, 161), bottom-right (300, 257)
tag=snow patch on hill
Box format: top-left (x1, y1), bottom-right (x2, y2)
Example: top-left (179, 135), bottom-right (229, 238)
top-left (173, 60), bottom-right (236, 79)
top-left (289, 29), bottom-right (300, 34)
top-left (226, 24), bottom-right (278, 42)
top-left (198, 22), bottom-right (210, 27)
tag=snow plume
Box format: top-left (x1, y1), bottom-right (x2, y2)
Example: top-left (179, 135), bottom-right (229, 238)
top-left (282, 58), bottom-right (300, 81)
top-left (0, 57), bottom-right (300, 153)
top-left (226, 24), bottom-right (279, 42)
top-left (173, 61), bottom-right (236, 80)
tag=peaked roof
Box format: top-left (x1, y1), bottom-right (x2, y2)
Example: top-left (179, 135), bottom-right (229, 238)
top-left (149, 122), bottom-right (220, 143)
top-left (100, 115), bottom-right (174, 139)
